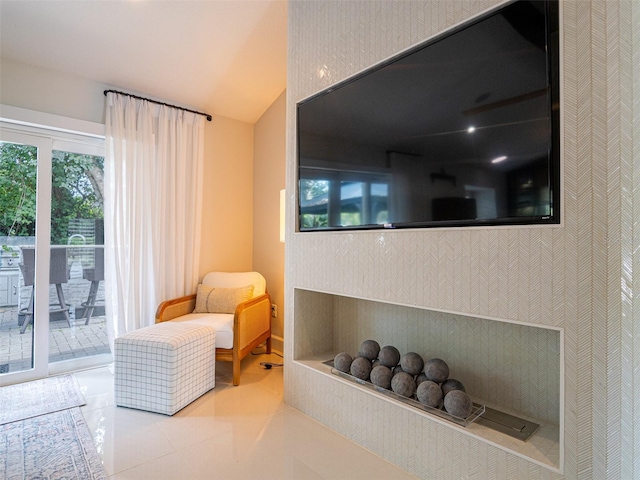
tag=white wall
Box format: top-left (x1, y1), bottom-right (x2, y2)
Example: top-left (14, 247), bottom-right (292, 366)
top-left (253, 90), bottom-right (286, 354)
top-left (199, 114), bottom-right (255, 275)
top-left (284, 1), bottom-right (640, 478)
top-left (0, 58), bottom-right (108, 124)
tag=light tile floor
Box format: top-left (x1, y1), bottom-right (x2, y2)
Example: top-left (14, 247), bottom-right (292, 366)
top-left (76, 353), bottom-right (418, 480)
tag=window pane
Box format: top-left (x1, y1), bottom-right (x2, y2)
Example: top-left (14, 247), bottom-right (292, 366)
top-left (371, 183), bottom-right (389, 224)
top-left (49, 150), bottom-right (108, 364)
top-left (0, 141), bottom-right (37, 373)
top-left (299, 171), bottom-right (390, 228)
top-left (340, 181), bottom-right (362, 226)
top-left (300, 179), bottom-right (329, 228)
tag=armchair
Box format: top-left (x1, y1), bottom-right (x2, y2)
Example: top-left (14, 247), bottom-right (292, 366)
top-left (155, 271), bottom-right (271, 386)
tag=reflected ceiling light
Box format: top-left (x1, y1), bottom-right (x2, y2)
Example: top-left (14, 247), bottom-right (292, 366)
top-left (491, 155), bottom-right (508, 163)
top-left (467, 126), bottom-right (476, 133)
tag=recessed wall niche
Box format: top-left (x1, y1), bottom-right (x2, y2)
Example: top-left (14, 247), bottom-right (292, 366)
top-left (293, 288), bottom-right (562, 470)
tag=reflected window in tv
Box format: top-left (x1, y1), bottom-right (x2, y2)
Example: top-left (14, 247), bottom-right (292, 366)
top-left (297, 0), bottom-right (560, 231)
top-left (300, 170), bottom-right (390, 228)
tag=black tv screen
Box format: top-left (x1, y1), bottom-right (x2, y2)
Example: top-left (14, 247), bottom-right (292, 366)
top-left (297, 0), bottom-right (560, 231)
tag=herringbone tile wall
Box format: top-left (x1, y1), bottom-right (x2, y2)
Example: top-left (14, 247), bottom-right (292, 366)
top-left (284, 1), bottom-right (639, 478)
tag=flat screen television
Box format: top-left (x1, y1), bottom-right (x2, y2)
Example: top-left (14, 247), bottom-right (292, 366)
top-left (297, 0), bottom-right (560, 231)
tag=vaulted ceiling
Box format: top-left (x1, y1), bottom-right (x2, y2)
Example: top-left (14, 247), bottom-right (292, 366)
top-left (0, 0), bottom-right (288, 124)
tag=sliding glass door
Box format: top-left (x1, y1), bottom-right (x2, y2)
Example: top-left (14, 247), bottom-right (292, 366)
top-left (49, 141), bottom-right (109, 370)
top-left (0, 131), bottom-right (52, 384)
top-left (0, 125), bottom-right (108, 385)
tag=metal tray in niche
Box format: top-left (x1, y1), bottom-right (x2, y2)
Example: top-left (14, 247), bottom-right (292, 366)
top-left (323, 360), bottom-right (485, 427)
top-left (475, 407), bottom-right (540, 442)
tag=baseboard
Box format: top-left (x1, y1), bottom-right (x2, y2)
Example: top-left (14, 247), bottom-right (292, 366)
top-left (271, 334), bottom-right (284, 357)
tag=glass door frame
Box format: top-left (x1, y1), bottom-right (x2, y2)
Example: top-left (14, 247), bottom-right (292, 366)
top-left (49, 136), bottom-right (110, 375)
top-left (0, 128), bottom-right (53, 385)
top-left (0, 118), bottom-right (108, 385)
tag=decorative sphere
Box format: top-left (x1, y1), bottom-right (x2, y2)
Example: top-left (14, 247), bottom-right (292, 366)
top-left (334, 352), bottom-right (353, 373)
top-left (424, 358), bottom-right (450, 383)
top-left (350, 356), bottom-right (372, 380)
top-left (370, 365), bottom-right (392, 389)
top-left (444, 390), bottom-right (473, 418)
top-left (441, 378), bottom-right (466, 397)
top-left (416, 380), bottom-right (443, 408)
top-left (392, 365), bottom-right (405, 376)
top-left (400, 352), bottom-right (424, 376)
top-left (379, 345), bottom-right (401, 368)
top-left (358, 339), bottom-right (381, 361)
top-left (415, 372), bottom-right (429, 386)
top-left (391, 372), bottom-right (416, 398)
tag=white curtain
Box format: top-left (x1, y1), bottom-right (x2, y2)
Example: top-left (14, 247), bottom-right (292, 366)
top-left (104, 92), bottom-right (205, 346)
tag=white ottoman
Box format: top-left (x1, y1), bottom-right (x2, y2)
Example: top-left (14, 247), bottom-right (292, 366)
top-left (114, 322), bottom-right (216, 415)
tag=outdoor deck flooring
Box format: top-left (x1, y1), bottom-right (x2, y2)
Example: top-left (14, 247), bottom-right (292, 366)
top-left (0, 306), bottom-right (109, 372)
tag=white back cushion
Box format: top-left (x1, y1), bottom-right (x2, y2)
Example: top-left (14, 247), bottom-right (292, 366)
top-left (201, 271), bottom-right (266, 297)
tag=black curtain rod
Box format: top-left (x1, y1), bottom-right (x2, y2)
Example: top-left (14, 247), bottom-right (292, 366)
top-left (104, 89), bottom-right (212, 121)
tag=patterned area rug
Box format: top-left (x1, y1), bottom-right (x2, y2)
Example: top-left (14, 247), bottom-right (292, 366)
top-left (0, 374), bottom-right (86, 425)
top-left (0, 407), bottom-right (106, 479)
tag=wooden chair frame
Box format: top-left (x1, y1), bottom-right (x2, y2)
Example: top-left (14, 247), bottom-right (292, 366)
top-left (155, 291), bottom-right (271, 386)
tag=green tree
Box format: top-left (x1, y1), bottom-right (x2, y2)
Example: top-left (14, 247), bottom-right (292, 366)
top-left (0, 143), bottom-right (37, 236)
top-left (0, 142), bottom-right (104, 244)
top-left (299, 179), bottom-right (329, 228)
top-left (51, 150), bottom-right (104, 245)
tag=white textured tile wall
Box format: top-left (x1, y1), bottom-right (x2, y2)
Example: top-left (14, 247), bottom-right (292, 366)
top-left (285, 0), bottom-right (640, 478)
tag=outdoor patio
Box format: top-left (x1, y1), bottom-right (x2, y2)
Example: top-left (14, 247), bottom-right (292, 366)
top-left (0, 238), bottom-right (111, 374)
top-left (0, 301), bottom-right (110, 374)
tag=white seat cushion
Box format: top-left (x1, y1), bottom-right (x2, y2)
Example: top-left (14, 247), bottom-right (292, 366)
top-left (169, 312), bottom-right (234, 349)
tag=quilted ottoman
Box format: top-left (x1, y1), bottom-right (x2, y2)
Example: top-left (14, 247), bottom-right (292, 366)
top-left (114, 321), bottom-right (216, 415)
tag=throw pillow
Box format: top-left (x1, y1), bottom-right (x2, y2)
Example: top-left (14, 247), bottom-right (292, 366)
top-left (193, 284), bottom-right (214, 313)
top-left (192, 284), bottom-right (256, 314)
top-left (206, 285), bottom-right (255, 314)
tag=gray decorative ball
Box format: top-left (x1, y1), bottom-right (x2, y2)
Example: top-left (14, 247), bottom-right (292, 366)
top-left (379, 345), bottom-right (401, 368)
top-left (400, 352), bottom-right (424, 376)
top-left (441, 378), bottom-right (466, 397)
top-left (392, 365), bottom-right (405, 376)
top-left (358, 339), bottom-right (381, 361)
top-left (416, 380), bottom-right (443, 408)
top-left (424, 358), bottom-right (450, 383)
top-left (415, 372), bottom-right (429, 386)
top-left (334, 352), bottom-right (353, 373)
top-left (391, 372), bottom-right (416, 398)
top-left (444, 389), bottom-right (473, 418)
top-left (350, 356), bottom-right (372, 380)
top-left (370, 365), bottom-right (393, 389)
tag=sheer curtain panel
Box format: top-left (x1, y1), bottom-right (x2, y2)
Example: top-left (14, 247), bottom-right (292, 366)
top-left (104, 92), bottom-right (204, 344)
